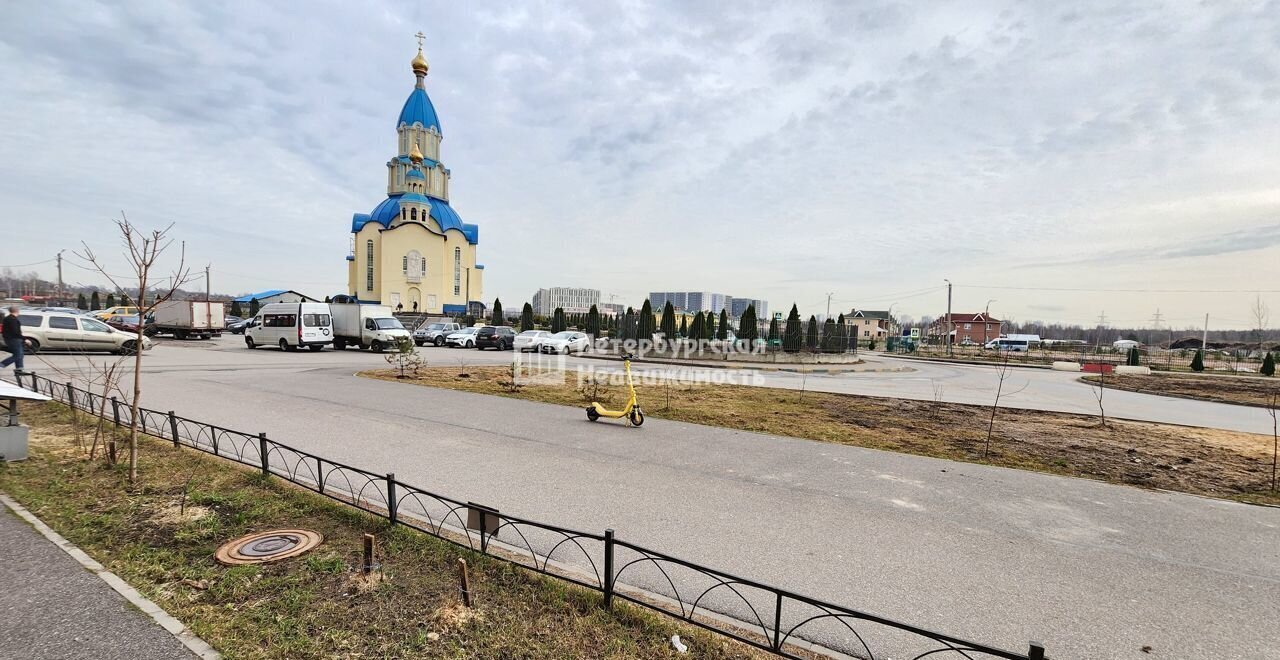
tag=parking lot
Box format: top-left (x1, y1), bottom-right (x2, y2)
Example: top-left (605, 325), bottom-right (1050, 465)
top-left (12, 334), bottom-right (1280, 658)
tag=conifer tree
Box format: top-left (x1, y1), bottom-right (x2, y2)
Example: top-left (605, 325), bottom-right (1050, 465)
top-left (705, 308), bottom-right (716, 339)
top-left (823, 317), bottom-right (837, 352)
top-left (691, 312), bottom-right (705, 341)
top-left (490, 298), bottom-right (504, 325)
top-left (783, 304), bottom-right (802, 352)
top-left (806, 315), bottom-right (818, 350)
top-left (680, 315), bottom-right (688, 338)
top-left (521, 303), bottom-right (534, 332)
top-left (1190, 349), bottom-right (1205, 372)
top-left (1127, 346), bottom-right (1141, 366)
top-left (660, 301), bottom-right (676, 338)
top-left (587, 304), bottom-right (600, 337)
top-left (837, 313), bottom-right (848, 351)
top-left (637, 299), bottom-right (655, 340)
top-left (90, 291), bottom-right (101, 311)
top-left (767, 316), bottom-right (780, 346)
top-left (77, 293), bottom-right (87, 310)
top-left (249, 298), bottom-right (260, 317)
top-left (230, 300), bottom-right (243, 317)
top-left (106, 293), bottom-right (117, 308)
top-left (739, 305), bottom-right (758, 342)
top-left (717, 309), bottom-right (728, 340)
top-left (1262, 351), bottom-right (1276, 377)
top-left (552, 307), bottom-right (566, 333)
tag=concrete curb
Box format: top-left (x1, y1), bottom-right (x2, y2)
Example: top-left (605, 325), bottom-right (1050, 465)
top-left (576, 352), bottom-right (914, 374)
top-left (0, 492), bottom-right (221, 660)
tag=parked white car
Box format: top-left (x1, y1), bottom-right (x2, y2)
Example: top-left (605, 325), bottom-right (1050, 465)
top-left (12, 310), bottom-right (153, 355)
top-left (539, 331), bottom-right (590, 354)
top-left (513, 330), bottom-right (553, 352)
top-left (444, 326), bottom-right (480, 348)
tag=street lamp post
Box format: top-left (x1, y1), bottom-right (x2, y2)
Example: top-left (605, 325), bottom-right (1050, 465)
top-left (944, 279), bottom-right (952, 356)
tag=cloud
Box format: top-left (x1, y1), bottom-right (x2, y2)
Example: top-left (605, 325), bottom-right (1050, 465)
top-left (0, 0), bottom-right (1277, 326)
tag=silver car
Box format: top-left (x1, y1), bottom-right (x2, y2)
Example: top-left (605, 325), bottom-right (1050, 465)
top-left (12, 310), bottom-right (153, 355)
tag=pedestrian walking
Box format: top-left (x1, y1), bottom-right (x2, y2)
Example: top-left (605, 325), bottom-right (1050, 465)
top-left (1, 306), bottom-right (27, 374)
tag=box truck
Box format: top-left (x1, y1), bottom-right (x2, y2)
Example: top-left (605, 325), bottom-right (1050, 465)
top-left (329, 303), bottom-right (411, 352)
top-left (152, 300), bottom-right (226, 339)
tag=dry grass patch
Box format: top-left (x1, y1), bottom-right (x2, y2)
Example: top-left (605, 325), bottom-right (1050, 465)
top-left (363, 366), bottom-right (1280, 506)
top-left (1082, 373), bottom-right (1280, 408)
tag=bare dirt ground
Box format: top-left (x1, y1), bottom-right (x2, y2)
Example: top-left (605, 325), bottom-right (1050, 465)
top-left (1082, 373), bottom-right (1280, 408)
top-left (365, 367), bottom-right (1280, 506)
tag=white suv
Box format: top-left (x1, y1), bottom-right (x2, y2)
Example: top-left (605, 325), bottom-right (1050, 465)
top-left (12, 310), bottom-right (153, 355)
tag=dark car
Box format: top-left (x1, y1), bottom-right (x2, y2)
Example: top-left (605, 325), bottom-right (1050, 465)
top-left (106, 314), bottom-right (157, 336)
top-left (474, 326), bottom-right (515, 350)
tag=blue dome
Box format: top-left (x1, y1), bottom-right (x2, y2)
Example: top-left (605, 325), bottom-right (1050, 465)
top-left (398, 87), bottom-right (441, 133)
top-left (406, 168), bottom-right (425, 179)
top-left (351, 193), bottom-right (478, 244)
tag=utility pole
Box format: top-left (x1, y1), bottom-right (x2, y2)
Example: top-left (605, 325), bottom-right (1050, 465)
top-left (56, 249), bottom-right (65, 304)
top-left (944, 279), bottom-right (953, 356)
top-left (983, 298), bottom-right (996, 346)
top-left (825, 292), bottom-right (835, 320)
top-left (1202, 313), bottom-right (1209, 352)
top-left (205, 264), bottom-right (212, 330)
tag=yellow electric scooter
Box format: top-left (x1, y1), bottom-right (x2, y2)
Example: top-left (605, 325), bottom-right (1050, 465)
top-left (586, 353), bottom-right (644, 426)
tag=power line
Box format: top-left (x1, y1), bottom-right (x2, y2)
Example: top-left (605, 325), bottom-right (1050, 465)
top-left (955, 283), bottom-right (1280, 294)
top-left (0, 258), bottom-right (56, 269)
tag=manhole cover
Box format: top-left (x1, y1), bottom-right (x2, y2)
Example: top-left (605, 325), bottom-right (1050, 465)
top-left (215, 529), bottom-right (323, 565)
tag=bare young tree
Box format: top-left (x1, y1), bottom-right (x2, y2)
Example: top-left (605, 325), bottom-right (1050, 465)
top-left (1269, 392), bottom-right (1277, 492)
top-left (77, 213), bottom-right (190, 483)
top-left (1252, 294), bottom-right (1271, 353)
top-left (985, 352), bottom-right (1029, 460)
top-left (1090, 366), bottom-right (1107, 428)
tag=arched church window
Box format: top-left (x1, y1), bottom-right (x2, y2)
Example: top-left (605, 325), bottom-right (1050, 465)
top-left (402, 256), bottom-right (408, 273)
top-left (411, 208), bottom-right (418, 221)
top-left (365, 240), bottom-right (374, 292)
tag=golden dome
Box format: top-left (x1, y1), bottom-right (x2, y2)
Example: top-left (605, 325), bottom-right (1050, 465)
top-left (411, 48), bottom-right (429, 75)
top-left (409, 142), bottom-right (424, 162)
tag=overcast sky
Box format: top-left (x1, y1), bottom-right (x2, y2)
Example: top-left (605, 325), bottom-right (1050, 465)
top-left (1, 1), bottom-right (1277, 330)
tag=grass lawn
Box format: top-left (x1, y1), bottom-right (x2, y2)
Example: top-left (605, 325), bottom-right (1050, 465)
top-left (363, 365), bottom-right (1280, 506)
top-left (0, 403), bottom-right (765, 660)
top-left (1081, 373), bottom-right (1280, 408)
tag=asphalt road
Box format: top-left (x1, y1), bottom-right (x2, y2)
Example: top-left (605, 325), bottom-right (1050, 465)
top-left (18, 338), bottom-right (1280, 659)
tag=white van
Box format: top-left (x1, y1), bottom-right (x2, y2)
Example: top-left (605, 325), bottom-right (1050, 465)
top-left (984, 338), bottom-right (1030, 352)
top-left (245, 302), bottom-right (333, 352)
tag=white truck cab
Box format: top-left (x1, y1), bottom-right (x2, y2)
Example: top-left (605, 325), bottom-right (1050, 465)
top-left (329, 303), bottom-right (410, 352)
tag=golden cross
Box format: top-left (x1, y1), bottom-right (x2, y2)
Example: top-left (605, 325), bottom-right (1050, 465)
top-left (415, 31), bottom-right (425, 49)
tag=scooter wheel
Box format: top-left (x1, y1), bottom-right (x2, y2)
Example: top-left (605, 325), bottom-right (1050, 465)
top-left (586, 407), bottom-right (600, 421)
top-left (629, 409), bottom-right (644, 427)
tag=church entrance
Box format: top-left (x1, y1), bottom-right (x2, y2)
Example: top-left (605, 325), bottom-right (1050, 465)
top-left (408, 287), bottom-right (421, 312)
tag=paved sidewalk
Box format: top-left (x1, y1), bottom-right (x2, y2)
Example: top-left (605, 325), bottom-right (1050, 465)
top-left (0, 505), bottom-right (195, 660)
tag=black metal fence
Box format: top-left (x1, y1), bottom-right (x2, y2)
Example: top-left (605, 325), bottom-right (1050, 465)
top-left (13, 371), bottom-right (1048, 660)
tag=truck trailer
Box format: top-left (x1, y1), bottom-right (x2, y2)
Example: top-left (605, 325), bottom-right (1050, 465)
top-left (152, 300), bottom-right (226, 339)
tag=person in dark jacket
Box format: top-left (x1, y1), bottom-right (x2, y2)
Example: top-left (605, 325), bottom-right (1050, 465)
top-left (1, 306), bottom-right (26, 374)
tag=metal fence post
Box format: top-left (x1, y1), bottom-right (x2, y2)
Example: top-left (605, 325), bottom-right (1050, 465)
top-left (168, 411), bottom-right (180, 448)
top-left (1028, 642), bottom-right (1045, 660)
top-left (258, 433), bottom-right (269, 477)
top-left (602, 528), bottom-right (615, 610)
top-left (386, 473), bottom-right (397, 525)
top-left (773, 592), bottom-right (783, 650)
top-left (110, 397), bottom-right (120, 427)
top-left (65, 381), bottom-right (75, 407)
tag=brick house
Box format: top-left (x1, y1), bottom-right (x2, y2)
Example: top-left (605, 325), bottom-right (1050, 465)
top-left (927, 313), bottom-right (1003, 345)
